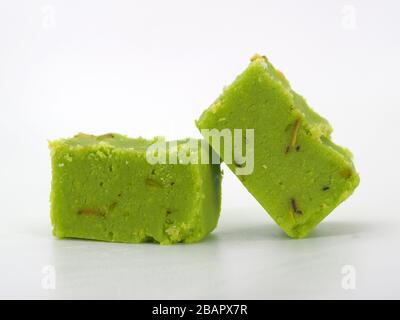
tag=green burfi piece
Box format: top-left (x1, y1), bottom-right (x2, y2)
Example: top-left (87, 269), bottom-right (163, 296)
top-left (49, 133), bottom-right (222, 244)
top-left (196, 54), bottom-right (360, 238)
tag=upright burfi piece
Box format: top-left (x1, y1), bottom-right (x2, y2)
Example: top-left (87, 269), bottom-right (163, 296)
top-left (196, 55), bottom-right (359, 238)
top-left (49, 134), bottom-right (222, 244)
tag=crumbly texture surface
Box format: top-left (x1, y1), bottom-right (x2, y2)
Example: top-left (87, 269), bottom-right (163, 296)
top-left (196, 54), bottom-right (360, 238)
top-left (49, 133), bottom-right (222, 244)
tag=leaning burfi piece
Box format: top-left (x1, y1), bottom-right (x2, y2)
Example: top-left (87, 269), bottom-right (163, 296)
top-left (49, 133), bottom-right (222, 244)
top-left (196, 54), bottom-right (359, 238)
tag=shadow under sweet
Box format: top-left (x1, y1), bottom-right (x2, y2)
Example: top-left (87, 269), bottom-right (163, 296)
top-left (207, 214), bottom-right (380, 244)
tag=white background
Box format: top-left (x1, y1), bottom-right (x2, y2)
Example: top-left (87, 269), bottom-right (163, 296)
top-left (0, 0), bottom-right (399, 299)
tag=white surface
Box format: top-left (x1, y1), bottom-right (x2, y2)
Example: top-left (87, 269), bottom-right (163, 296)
top-left (1, 0), bottom-right (400, 299)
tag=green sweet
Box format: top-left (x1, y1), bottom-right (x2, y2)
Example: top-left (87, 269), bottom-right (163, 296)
top-left (196, 54), bottom-right (360, 238)
top-left (49, 133), bottom-right (222, 244)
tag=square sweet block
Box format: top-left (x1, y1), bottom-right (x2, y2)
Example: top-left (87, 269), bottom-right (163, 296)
top-left (196, 54), bottom-right (360, 238)
top-left (49, 133), bottom-right (222, 244)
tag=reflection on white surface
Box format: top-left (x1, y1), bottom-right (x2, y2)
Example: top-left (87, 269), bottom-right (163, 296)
top-left (1, 206), bottom-right (399, 299)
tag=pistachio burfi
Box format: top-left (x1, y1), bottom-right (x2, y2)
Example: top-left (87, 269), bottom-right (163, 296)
top-left (49, 134), bottom-right (222, 244)
top-left (196, 55), bottom-right (359, 238)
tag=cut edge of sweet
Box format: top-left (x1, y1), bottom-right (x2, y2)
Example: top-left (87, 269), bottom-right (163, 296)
top-left (286, 172), bottom-right (360, 239)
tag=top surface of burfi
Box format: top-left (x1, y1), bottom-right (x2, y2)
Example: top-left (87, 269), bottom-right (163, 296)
top-left (51, 133), bottom-right (199, 152)
top-left (249, 54), bottom-right (334, 138)
top-left (53, 133), bottom-right (159, 150)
